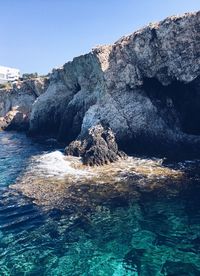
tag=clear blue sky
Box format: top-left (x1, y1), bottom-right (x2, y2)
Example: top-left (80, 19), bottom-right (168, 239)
top-left (1, 0), bottom-right (199, 75)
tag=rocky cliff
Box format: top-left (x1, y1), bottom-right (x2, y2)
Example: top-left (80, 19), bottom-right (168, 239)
top-left (0, 77), bottom-right (49, 131)
top-left (1, 11), bottom-right (200, 160)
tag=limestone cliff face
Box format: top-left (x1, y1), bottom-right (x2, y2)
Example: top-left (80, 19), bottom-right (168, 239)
top-left (29, 11), bottom-right (200, 158)
top-left (2, 11), bottom-right (200, 159)
top-left (0, 77), bottom-right (49, 131)
top-left (29, 53), bottom-right (103, 140)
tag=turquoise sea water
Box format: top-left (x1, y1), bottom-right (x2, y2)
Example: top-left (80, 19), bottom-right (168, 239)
top-left (1, 131), bottom-right (200, 275)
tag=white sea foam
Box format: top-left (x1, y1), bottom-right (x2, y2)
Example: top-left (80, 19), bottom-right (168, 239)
top-left (13, 151), bottom-right (184, 210)
top-left (27, 150), bottom-right (95, 179)
top-left (21, 150), bottom-right (180, 185)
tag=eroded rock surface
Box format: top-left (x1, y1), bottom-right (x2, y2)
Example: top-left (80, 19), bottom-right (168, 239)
top-left (28, 11), bottom-right (200, 159)
top-left (65, 124), bottom-right (127, 165)
top-left (0, 77), bottom-right (49, 131)
top-left (1, 11), bottom-right (200, 159)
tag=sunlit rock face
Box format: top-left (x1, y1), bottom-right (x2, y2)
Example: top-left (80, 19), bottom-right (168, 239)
top-left (0, 11), bottom-right (197, 158)
top-left (28, 11), bottom-right (200, 159)
top-left (0, 77), bottom-right (49, 131)
top-left (29, 53), bottom-right (103, 139)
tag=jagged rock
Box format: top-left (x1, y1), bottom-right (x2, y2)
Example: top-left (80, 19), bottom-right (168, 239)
top-left (0, 109), bottom-right (29, 131)
top-left (28, 11), bottom-right (200, 159)
top-left (65, 124), bottom-right (127, 166)
top-left (1, 11), bottom-right (200, 160)
top-left (0, 77), bottom-right (49, 131)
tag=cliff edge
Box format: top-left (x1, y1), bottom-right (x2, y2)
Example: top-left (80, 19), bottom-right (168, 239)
top-left (1, 11), bottom-right (200, 161)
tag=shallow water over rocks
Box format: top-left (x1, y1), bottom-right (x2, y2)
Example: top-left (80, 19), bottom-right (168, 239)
top-left (1, 131), bottom-right (200, 275)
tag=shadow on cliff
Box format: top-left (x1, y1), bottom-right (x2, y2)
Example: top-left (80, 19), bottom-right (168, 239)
top-left (118, 76), bottom-right (200, 161)
top-left (104, 48), bottom-right (200, 161)
top-left (143, 77), bottom-right (200, 136)
top-left (27, 12), bottom-right (200, 162)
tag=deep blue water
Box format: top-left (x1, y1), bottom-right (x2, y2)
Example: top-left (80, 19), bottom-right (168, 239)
top-left (1, 131), bottom-right (200, 275)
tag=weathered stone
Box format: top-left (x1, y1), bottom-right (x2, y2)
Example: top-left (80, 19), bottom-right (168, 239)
top-left (0, 77), bottom-right (49, 131)
top-left (1, 11), bottom-right (200, 160)
top-left (28, 11), bottom-right (200, 159)
top-left (65, 124), bottom-right (127, 166)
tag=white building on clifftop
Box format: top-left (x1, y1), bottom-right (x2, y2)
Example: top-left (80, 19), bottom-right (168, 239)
top-left (0, 66), bottom-right (20, 84)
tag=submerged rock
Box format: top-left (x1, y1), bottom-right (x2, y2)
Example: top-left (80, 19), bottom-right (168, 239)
top-left (11, 152), bottom-right (184, 210)
top-left (65, 124), bottom-right (127, 166)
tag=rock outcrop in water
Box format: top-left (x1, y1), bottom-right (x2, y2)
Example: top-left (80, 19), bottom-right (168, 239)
top-left (65, 124), bottom-right (127, 166)
top-left (0, 77), bottom-right (49, 131)
top-left (1, 11), bottom-right (200, 161)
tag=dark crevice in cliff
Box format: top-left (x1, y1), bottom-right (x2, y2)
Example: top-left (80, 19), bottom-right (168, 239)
top-left (74, 83), bottom-right (81, 94)
top-left (150, 28), bottom-right (158, 42)
top-left (58, 103), bottom-right (85, 144)
top-left (143, 77), bottom-right (200, 135)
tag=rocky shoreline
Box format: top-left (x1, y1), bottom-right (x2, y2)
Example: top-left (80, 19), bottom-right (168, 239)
top-left (0, 11), bottom-right (200, 164)
top-left (11, 152), bottom-right (184, 211)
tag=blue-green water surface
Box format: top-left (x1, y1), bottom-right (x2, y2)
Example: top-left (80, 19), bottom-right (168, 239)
top-left (0, 132), bottom-right (200, 275)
